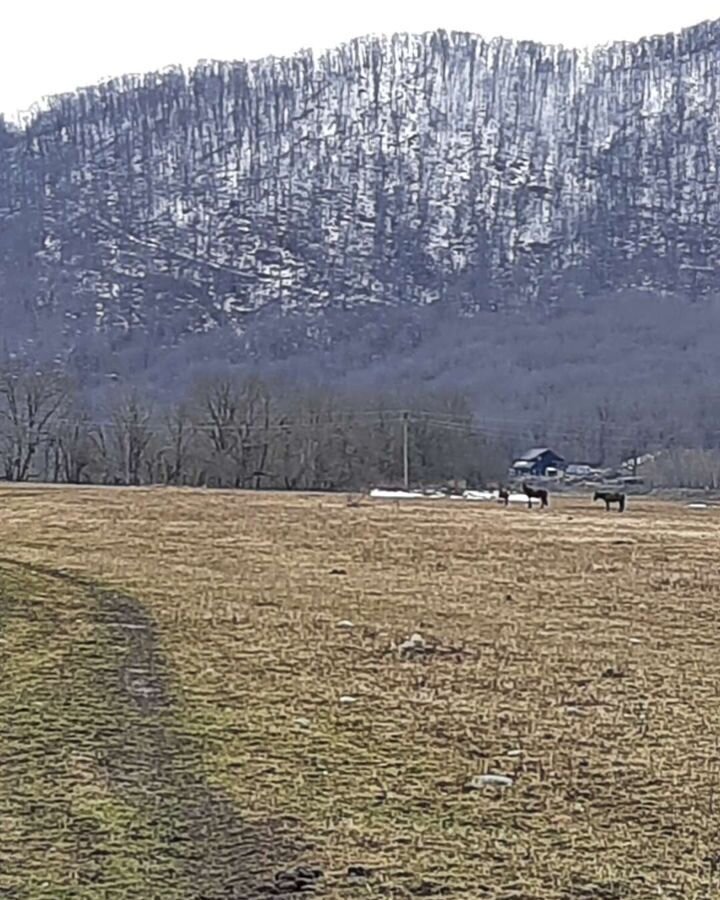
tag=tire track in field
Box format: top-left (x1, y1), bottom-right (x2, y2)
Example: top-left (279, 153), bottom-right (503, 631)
top-left (0, 560), bottom-right (315, 898)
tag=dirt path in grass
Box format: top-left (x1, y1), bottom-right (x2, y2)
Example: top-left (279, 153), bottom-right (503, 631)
top-left (0, 561), bottom-right (313, 899)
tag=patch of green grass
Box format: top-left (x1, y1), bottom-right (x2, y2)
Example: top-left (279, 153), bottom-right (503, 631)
top-left (0, 564), bottom-right (297, 899)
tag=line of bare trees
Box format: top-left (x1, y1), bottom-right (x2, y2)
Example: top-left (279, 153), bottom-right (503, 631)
top-left (0, 366), bottom-right (510, 489)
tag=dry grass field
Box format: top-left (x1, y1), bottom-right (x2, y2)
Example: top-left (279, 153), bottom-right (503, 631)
top-left (1, 487), bottom-right (720, 899)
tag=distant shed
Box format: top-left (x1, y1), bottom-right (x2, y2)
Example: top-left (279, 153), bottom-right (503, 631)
top-left (510, 448), bottom-right (565, 478)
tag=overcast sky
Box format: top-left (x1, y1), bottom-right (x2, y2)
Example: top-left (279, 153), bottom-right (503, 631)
top-left (2, 0), bottom-right (718, 120)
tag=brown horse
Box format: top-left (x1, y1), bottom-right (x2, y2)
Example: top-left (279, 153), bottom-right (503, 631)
top-left (522, 482), bottom-right (549, 509)
top-left (498, 488), bottom-right (510, 507)
top-left (594, 491), bottom-right (626, 512)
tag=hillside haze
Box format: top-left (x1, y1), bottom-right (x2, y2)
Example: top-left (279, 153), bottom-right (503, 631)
top-left (1, 19), bottom-right (720, 428)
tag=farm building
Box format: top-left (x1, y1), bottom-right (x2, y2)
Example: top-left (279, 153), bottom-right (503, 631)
top-left (510, 447), bottom-right (565, 478)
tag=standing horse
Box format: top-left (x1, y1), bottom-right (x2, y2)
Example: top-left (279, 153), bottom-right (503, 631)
top-left (498, 488), bottom-right (510, 507)
top-left (522, 482), bottom-right (549, 509)
top-left (594, 491), bottom-right (626, 512)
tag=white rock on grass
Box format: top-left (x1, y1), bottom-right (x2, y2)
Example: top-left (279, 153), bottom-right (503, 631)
top-left (336, 620), bottom-right (354, 629)
top-left (467, 774), bottom-right (514, 790)
top-left (398, 632), bottom-right (427, 655)
top-left (339, 695), bottom-right (358, 704)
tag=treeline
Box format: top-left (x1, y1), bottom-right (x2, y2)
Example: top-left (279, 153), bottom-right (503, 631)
top-left (641, 450), bottom-right (720, 490)
top-left (0, 366), bottom-right (509, 489)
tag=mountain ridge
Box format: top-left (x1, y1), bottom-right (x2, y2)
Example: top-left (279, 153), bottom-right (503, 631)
top-left (1, 18), bottom-right (720, 393)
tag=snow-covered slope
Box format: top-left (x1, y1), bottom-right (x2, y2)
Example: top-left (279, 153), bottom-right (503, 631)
top-left (1, 20), bottom-right (719, 349)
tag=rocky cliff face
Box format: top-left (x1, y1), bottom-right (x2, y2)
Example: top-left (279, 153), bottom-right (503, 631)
top-left (1, 20), bottom-right (719, 358)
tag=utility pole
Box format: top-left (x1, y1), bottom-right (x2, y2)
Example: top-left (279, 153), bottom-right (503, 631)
top-left (402, 411), bottom-right (409, 489)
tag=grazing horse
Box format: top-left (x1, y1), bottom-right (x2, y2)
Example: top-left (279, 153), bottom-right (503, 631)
top-left (522, 482), bottom-right (549, 509)
top-left (498, 488), bottom-right (510, 507)
top-left (594, 491), bottom-right (626, 512)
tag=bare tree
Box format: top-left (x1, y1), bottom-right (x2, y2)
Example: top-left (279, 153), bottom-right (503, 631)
top-left (0, 367), bottom-right (68, 481)
top-left (160, 403), bottom-right (197, 485)
top-left (57, 413), bottom-right (95, 483)
top-left (195, 376), bottom-right (278, 488)
top-left (112, 393), bottom-right (155, 485)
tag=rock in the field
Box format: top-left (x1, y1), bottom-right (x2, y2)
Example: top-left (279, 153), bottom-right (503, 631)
top-left (466, 773), bottom-right (514, 790)
top-left (336, 619), bottom-right (354, 629)
top-left (347, 864), bottom-right (374, 880)
top-left (294, 717), bottom-right (312, 729)
top-left (272, 865), bottom-right (323, 894)
top-left (339, 695), bottom-right (357, 704)
top-left (398, 632), bottom-right (431, 658)
top-left (601, 667), bottom-right (626, 679)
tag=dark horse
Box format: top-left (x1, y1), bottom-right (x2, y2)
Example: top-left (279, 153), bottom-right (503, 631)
top-left (498, 488), bottom-right (510, 507)
top-left (594, 491), bottom-right (626, 512)
top-left (522, 482), bottom-right (549, 509)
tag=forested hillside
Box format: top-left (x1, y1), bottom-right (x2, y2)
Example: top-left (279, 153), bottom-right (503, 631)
top-left (1, 20), bottom-right (720, 473)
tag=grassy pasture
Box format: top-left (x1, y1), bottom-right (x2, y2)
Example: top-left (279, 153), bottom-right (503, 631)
top-left (1, 487), bottom-right (720, 898)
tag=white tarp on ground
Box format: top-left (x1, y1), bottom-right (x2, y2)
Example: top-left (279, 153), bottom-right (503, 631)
top-left (507, 493), bottom-right (541, 505)
top-left (369, 489), bottom-right (443, 500)
top-left (369, 489), bottom-right (540, 505)
top-left (461, 490), bottom-right (497, 502)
